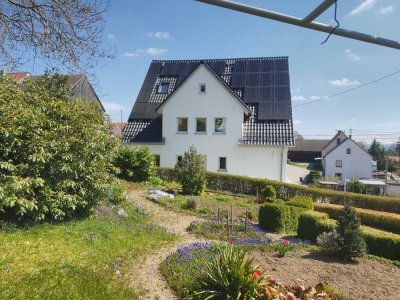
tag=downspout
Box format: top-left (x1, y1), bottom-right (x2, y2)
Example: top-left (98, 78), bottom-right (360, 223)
top-left (280, 146), bottom-right (285, 182)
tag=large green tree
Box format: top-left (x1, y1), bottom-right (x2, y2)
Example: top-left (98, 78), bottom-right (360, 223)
top-left (396, 138), bottom-right (400, 157)
top-left (368, 139), bottom-right (385, 171)
top-left (0, 76), bottom-right (121, 222)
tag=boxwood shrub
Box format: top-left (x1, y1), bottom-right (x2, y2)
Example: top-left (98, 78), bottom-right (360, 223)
top-left (285, 196), bottom-right (314, 210)
top-left (157, 168), bottom-right (400, 214)
top-left (259, 203), bottom-right (306, 233)
top-left (297, 211), bottom-right (400, 261)
top-left (315, 203), bottom-right (400, 234)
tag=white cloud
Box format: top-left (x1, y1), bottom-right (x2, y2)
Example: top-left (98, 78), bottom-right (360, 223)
top-left (146, 48), bottom-right (168, 55)
top-left (147, 31), bottom-right (171, 39)
top-left (380, 5), bottom-right (394, 14)
top-left (350, 0), bottom-right (376, 16)
top-left (124, 48), bottom-right (167, 58)
top-left (293, 120), bottom-right (302, 125)
top-left (350, 118), bottom-right (357, 122)
top-left (329, 78), bottom-right (360, 86)
top-left (345, 49), bottom-right (361, 61)
top-left (292, 95), bottom-right (306, 101)
top-left (103, 102), bottom-right (125, 112)
top-left (107, 34), bottom-right (115, 39)
top-left (310, 96), bottom-right (321, 100)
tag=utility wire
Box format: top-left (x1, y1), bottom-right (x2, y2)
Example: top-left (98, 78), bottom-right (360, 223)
top-left (293, 69), bottom-right (400, 108)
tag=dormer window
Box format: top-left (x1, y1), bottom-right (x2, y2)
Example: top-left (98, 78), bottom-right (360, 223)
top-left (158, 82), bottom-right (169, 94)
top-left (199, 84), bottom-right (206, 93)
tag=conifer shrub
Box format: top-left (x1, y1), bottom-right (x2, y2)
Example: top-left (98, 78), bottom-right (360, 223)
top-left (261, 185), bottom-right (276, 202)
top-left (175, 146), bottom-right (206, 195)
top-left (337, 205), bottom-right (366, 259)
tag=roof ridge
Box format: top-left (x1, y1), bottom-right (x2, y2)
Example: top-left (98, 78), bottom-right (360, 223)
top-left (152, 56), bottom-right (288, 63)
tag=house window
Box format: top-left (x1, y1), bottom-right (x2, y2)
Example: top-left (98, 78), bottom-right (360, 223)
top-left (336, 160), bottom-right (342, 167)
top-left (199, 84), bottom-right (206, 93)
top-left (154, 155), bottom-right (160, 167)
top-left (346, 148), bottom-right (351, 154)
top-left (158, 82), bottom-right (170, 94)
top-left (177, 156), bottom-right (182, 164)
top-left (177, 118), bottom-right (188, 133)
top-left (335, 173), bottom-right (342, 179)
top-left (196, 118), bottom-right (207, 133)
top-left (219, 157), bottom-right (227, 171)
top-left (214, 118), bottom-right (226, 133)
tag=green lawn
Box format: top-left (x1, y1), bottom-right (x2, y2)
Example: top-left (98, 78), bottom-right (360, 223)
top-left (0, 201), bottom-right (176, 300)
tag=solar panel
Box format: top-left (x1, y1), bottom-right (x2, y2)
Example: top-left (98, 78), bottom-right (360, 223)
top-left (260, 60), bottom-right (274, 72)
top-left (160, 62), bottom-right (176, 74)
top-left (260, 73), bottom-right (274, 86)
top-left (247, 60), bottom-right (261, 72)
top-left (275, 72), bottom-right (289, 86)
top-left (148, 62), bottom-right (163, 74)
top-left (173, 62), bottom-right (188, 74)
top-left (244, 87), bottom-right (259, 101)
top-left (208, 61), bottom-right (225, 74)
top-left (230, 73), bottom-right (246, 87)
top-left (234, 60), bottom-right (247, 73)
top-left (246, 73), bottom-right (260, 87)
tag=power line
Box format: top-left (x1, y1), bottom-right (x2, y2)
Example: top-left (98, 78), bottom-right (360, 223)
top-left (293, 69), bottom-right (400, 107)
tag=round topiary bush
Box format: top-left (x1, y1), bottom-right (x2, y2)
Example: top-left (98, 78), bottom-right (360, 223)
top-left (261, 185), bottom-right (277, 202)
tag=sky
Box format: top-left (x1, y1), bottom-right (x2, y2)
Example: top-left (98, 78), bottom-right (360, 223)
top-left (22, 0), bottom-right (400, 145)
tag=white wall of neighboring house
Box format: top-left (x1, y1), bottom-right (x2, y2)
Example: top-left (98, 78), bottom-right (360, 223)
top-left (321, 131), bottom-right (347, 170)
top-left (323, 139), bottom-right (374, 183)
top-left (134, 65), bottom-right (288, 181)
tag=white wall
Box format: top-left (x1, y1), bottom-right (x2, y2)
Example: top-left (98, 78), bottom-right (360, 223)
top-left (387, 184), bottom-right (400, 197)
top-left (137, 65), bottom-right (288, 181)
top-left (324, 139), bottom-right (373, 183)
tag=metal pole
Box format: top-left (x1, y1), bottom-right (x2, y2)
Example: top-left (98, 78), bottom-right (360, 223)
top-left (195, 0), bottom-right (400, 50)
top-left (302, 0), bottom-right (337, 24)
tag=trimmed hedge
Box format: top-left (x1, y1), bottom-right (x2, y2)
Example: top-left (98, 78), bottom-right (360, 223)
top-left (286, 196), bottom-right (314, 210)
top-left (157, 168), bottom-right (400, 214)
top-left (315, 203), bottom-right (400, 234)
top-left (297, 211), bottom-right (400, 261)
top-left (259, 203), bottom-right (306, 233)
top-left (297, 211), bottom-right (336, 242)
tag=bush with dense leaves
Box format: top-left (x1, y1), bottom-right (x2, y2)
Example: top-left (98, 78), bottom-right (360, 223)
top-left (286, 196), bottom-right (314, 210)
top-left (261, 185), bottom-right (276, 202)
top-left (0, 77), bottom-right (122, 222)
top-left (175, 146), bottom-right (206, 195)
top-left (113, 146), bottom-right (155, 182)
top-left (337, 205), bottom-right (366, 259)
top-left (259, 203), bottom-right (306, 233)
top-left (317, 230), bottom-right (342, 254)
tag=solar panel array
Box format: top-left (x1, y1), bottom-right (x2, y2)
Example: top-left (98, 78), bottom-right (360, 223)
top-left (128, 57), bottom-right (292, 121)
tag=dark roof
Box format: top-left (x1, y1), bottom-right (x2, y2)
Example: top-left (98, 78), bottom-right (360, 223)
top-left (156, 62), bottom-right (251, 115)
top-left (290, 139), bottom-right (330, 152)
top-left (124, 57), bottom-right (293, 145)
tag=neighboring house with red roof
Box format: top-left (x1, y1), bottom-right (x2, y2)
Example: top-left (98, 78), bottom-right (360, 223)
top-left (109, 123), bottom-right (126, 137)
top-left (3, 71), bottom-right (105, 112)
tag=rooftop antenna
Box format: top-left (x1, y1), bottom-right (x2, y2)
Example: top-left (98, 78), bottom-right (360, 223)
top-left (195, 0), bottom-right (400, 50)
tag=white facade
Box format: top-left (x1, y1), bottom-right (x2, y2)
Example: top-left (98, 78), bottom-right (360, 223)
top-left (132, 65), bottom-right (288, 181)
top-left (322, 137), bottom-right (374, 184)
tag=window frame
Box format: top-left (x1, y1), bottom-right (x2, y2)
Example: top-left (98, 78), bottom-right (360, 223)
top-left (177, 117), bottom-right (188, 133)
top-left (335, 173), bottom-right (342, 179)
top-left (335, 160), bottom-right (343, 167)
top-left (346, 148), bottom-right (351, 154)
top-left (218, 157), bottom-right (227, 171)
top-left (214, 117), bottom-right (226, 134)
top-left (157, 82), bottom-right (170, 94)
top-left (199, 83), bottom-right (206, 94)
top-left (195, 117), bottom-right (207, 133)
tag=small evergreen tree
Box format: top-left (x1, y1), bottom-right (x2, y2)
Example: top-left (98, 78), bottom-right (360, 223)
top-left (348, 179), bottom-right (364, 194)
top-left (261, 185), bottom-right (276, 202)
top-left (175, 146), bottom-right (206, 195)
top-left (337, 205), bottom-right (366, 259)
top-left (369, 139), bottom-right (385, 170)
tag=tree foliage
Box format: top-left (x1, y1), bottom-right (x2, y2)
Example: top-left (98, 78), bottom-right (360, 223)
top-left (368, 139), bottom-right (385, 171)
top-left (396, 139), bottom-right (400, 157)
top-left (113, 146), bottom-right (156, 182)
top-left (348, 179), bottom-right (364, 194)
top-left (0, 76), bottom-right (122, 222)
top-left (337, 205), bottom-right (366, 259)
top-left (261, 185), bottom-right (277, 202)
top-left (0, 0), bottom-right (112, 72)
top-left (175, 146), bottom-right (206, 195)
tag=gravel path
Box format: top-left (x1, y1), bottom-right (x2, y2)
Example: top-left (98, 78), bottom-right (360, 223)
top-left (126, 188), bottom-right (208, 299)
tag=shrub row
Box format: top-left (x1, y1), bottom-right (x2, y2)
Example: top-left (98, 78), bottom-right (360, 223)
top-left (157, 168), bottom-right (400, 214)
top-left (314, 203), bottom-right (400, 234)
top-left (258, 203), bottom-right (307, 233)
top-left (297, 211), bottom-right (400, 261)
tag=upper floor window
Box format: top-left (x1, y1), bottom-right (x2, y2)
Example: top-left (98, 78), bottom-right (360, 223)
top-left (336, 160), bottom-right (342, 167)
top-left (158, 82), bottom-right (169, 94)
top-left (196, 118), bottom-right (207, 133)
top-left (346, 148), bottom-right (351, 154)
top-left (199, 84), bottom-right (206, 93)
top-left (336, 138), bottom-right (341, 145)
top-left (214, 118), bottom-right (226, 134)
top-left (177, 118), bottom-right (188, 133)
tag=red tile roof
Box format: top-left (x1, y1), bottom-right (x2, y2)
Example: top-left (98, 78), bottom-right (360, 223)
top-left (4, 72), bottom-right (30, 82)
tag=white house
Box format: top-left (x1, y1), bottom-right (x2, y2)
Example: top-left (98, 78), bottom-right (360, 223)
top-left (321, 131), bottom-right (375, 183)
top-left (122, 58), bottom-right (294, 181)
